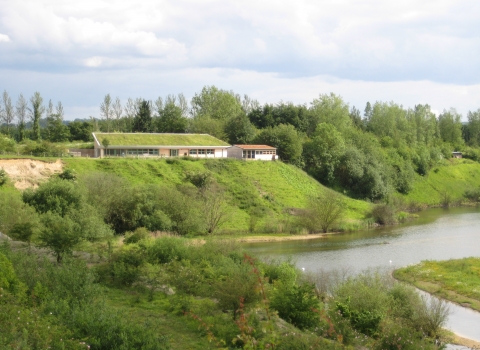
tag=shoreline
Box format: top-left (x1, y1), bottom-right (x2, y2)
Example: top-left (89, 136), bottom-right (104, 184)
top-left (234, 233), bottom-right (331, 243)
top-left (451, 334), bottom-right (480, 349)
top-left (391, 276), bottom-right (480, 348)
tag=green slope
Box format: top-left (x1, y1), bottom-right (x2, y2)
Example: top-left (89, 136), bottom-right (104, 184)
top-left (62, 157), bottom-right (370, 232)
top-left (403, 159), bottom-right (480, 206)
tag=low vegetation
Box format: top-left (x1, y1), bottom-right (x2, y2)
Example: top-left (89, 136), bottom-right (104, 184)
top-left (0, 235), bottom-right (451, 349)
top-left (394, 258), bottom-right (480, 312)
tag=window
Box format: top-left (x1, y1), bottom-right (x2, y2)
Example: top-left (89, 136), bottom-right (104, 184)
top-left (189, 149), bottom-right (197, 155)
top-left (198, 149), bottom-right (205, 155)
top-left (170, 149), bottom-right (178, 157)
top-left (206, 149), bottom-right (214, 155)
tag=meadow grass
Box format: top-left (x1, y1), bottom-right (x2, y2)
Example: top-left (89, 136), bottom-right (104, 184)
top-left (94, 133), bottom-right (230, 146)
top-left (403, 159), bottom-right (480, 206)
top-left (63, 157), bottom-right (372, 232)
top-left (394, 257), bottom-right (480, 311)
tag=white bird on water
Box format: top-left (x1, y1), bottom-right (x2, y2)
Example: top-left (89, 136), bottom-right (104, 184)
top-left (389, 260), bottom-right (392, 265)
top-left (301, 267), bottom-right (305, 271)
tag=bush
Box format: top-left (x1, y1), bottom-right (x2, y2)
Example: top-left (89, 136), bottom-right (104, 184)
top-left (146, 236), bottom-right (188, 264)
top-left (335, 297), bottom-right (382, 336)
top-left (124, 227), bottom-right (150, 244)
top-left (0, 191), bottom-right (40, 234)
top-left (23, 178), bottom-right (83, 217)
top-left (39, 212), bottom-right (82, 263)
top-left (271, 282), bottom-right (320, 330)
top-left (370, 203), bottom-right (397, 225)
top-left (333, 271), bottom-right (391, 336)
top-left (464, 188), bottom-right (480, 202)
top-left (58, 168), bottom-right (77, 181)
top-left (0, 168), bottom-right (8, 186)
top-left (21, 140), bottom-right (66, 156)
top-left (0, 135), bottom-right (17, 153)
top-left (110, 245), bottom-right (146, 286)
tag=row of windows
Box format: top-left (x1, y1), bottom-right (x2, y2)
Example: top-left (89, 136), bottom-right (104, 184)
top-left (105, 149), bottom-right (159, 156)
top-left (189, 149), bottom-right (215, 155)
top-left (104, 149), bottom-right (217, 156)
top-left (242, 150), bottom-right (276, 155)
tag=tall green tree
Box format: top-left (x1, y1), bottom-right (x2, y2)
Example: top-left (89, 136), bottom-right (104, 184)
top-left (1, 91), bottom-right (15, 134)
top-left (467, 109), bottom-right (480, 146)
top-left (45, 102), bottom-right (69, 142)
top-left (438, 109), bottom-right (463, 148)
top-left (29, 92), bottom-right (44, 140)
top-left (191, 86), bottom-right (242, 120)
top-left (309, 93), bottom-right (352, 133)
top-left (303, 123), bottom-right (346, 184)
top-left (156, 99), bottom-right (188, 133)
top-left (224, 113), bottom-right (256, 144)
top-left (68, 121), bottom-right (93, 141)
top-left (133, 100), bottom-right (152, 132)
top-left (15, 94), bottom-right (28, 141)
top-left (39, 212), bottom-right (82, 263)
top-left (100, 94), bottom-right (113, 132)
top-left (255, 124), bottom-right (303, 165)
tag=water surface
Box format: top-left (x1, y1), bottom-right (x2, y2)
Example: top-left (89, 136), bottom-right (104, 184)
top-left (244, 207), bottom-right (480, 345)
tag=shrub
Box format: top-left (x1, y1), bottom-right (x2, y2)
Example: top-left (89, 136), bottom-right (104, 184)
top-left (335, 297), bottom-right (382, 336)
top-left (21, 140), bottom-right (65, 156)
top-left (370, 203), bottom-right (397, 225)
top-left (110, 245), bottom-right (146, 286)
top-left (146, 236), bottom-right (188, 264)
top-left (0, 168), bottom-right (8, 186)
top-left (23, 178), bottom-right (83, 217)
top-left (185, 170), bottom-right (213, 189)
top-left (58, 168), bottom-right (77, 181)
top-left (464, 188), bottom-right (480, 202)
top-left (299, 191), bottom-right (344, 233)
top-left (0, 135), bottom-right (17, 153)
top-left (39, 212), bottom-right (82, 263)
top-left (124, 227), bottom-right (150, 244)
top-left (214, 262), bottom-right (261, 319)
top-left (270, 282), bottom-right (320, 330)
top-left (8, 222), bottom-right (36, 247)
top-left (333, 271), bottom-right (391, 336)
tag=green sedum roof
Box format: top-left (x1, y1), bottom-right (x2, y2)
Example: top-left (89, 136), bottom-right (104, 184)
top-left (94, 133), bottom-right (230, 147)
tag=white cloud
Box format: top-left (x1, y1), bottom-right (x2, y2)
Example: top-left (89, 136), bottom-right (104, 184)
top-left (0, 33), bottom-right (10, 42)
top-left (0, 0), bottom-right (479, 116)
top-left (1, 67), bottom-right (478, 121)
top-left (84, 56), bottom-right (102, 67)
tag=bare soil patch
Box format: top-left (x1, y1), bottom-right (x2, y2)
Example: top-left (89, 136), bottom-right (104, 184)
top-left (0, 158), bottom-right (63, 189)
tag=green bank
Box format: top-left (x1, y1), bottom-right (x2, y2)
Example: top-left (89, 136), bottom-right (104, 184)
top-left (394, 257), bottom-right (480, 312)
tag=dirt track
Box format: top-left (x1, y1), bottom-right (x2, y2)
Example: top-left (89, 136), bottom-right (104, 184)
top-left (0, 159), bottom-right (63, 189)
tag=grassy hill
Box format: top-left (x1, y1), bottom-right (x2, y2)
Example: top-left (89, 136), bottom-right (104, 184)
top-left (402, 158), bottom-right (480, 206)
top-left (62, 157), bottom-right (371, 233)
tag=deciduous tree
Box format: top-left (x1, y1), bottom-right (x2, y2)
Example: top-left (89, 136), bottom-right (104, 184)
top-left (100, 94), bottom-right (112, 132)
top-left (29, 92), bottom-right (44, 140)
top-left (15, 94), bottom-right (28, 141)
top-left (300, 191), bottom-right (345, 233)
top-left (1, 90), bottom-right (15, 134)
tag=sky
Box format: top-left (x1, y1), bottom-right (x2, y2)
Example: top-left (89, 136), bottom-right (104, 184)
top-left (0, 0), bottom-right (479, 120)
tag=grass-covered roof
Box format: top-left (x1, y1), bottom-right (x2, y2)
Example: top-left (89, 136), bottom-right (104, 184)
top-left (94, 133), bottom-right (230, 147)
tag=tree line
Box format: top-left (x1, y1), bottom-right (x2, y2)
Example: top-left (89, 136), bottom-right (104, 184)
top-left (2, 86), bottom-right (480, 200)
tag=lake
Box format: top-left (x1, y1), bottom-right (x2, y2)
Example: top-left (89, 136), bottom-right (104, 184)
top-left (244, 207), bottom-right (480, 347)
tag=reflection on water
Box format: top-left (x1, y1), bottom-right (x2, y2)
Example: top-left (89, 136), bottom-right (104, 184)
top-left (244, 207), bottom-right (480, 345)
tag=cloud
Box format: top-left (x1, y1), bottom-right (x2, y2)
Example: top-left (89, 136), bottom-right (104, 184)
top-left (0, 0), bottom-right (479, 117)
top-left (0, 0), bottom-right (478, 83)
top-left (1, 67), bottom-right (478, 121)
top-left (0, 33), bottom-right (10, 42)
